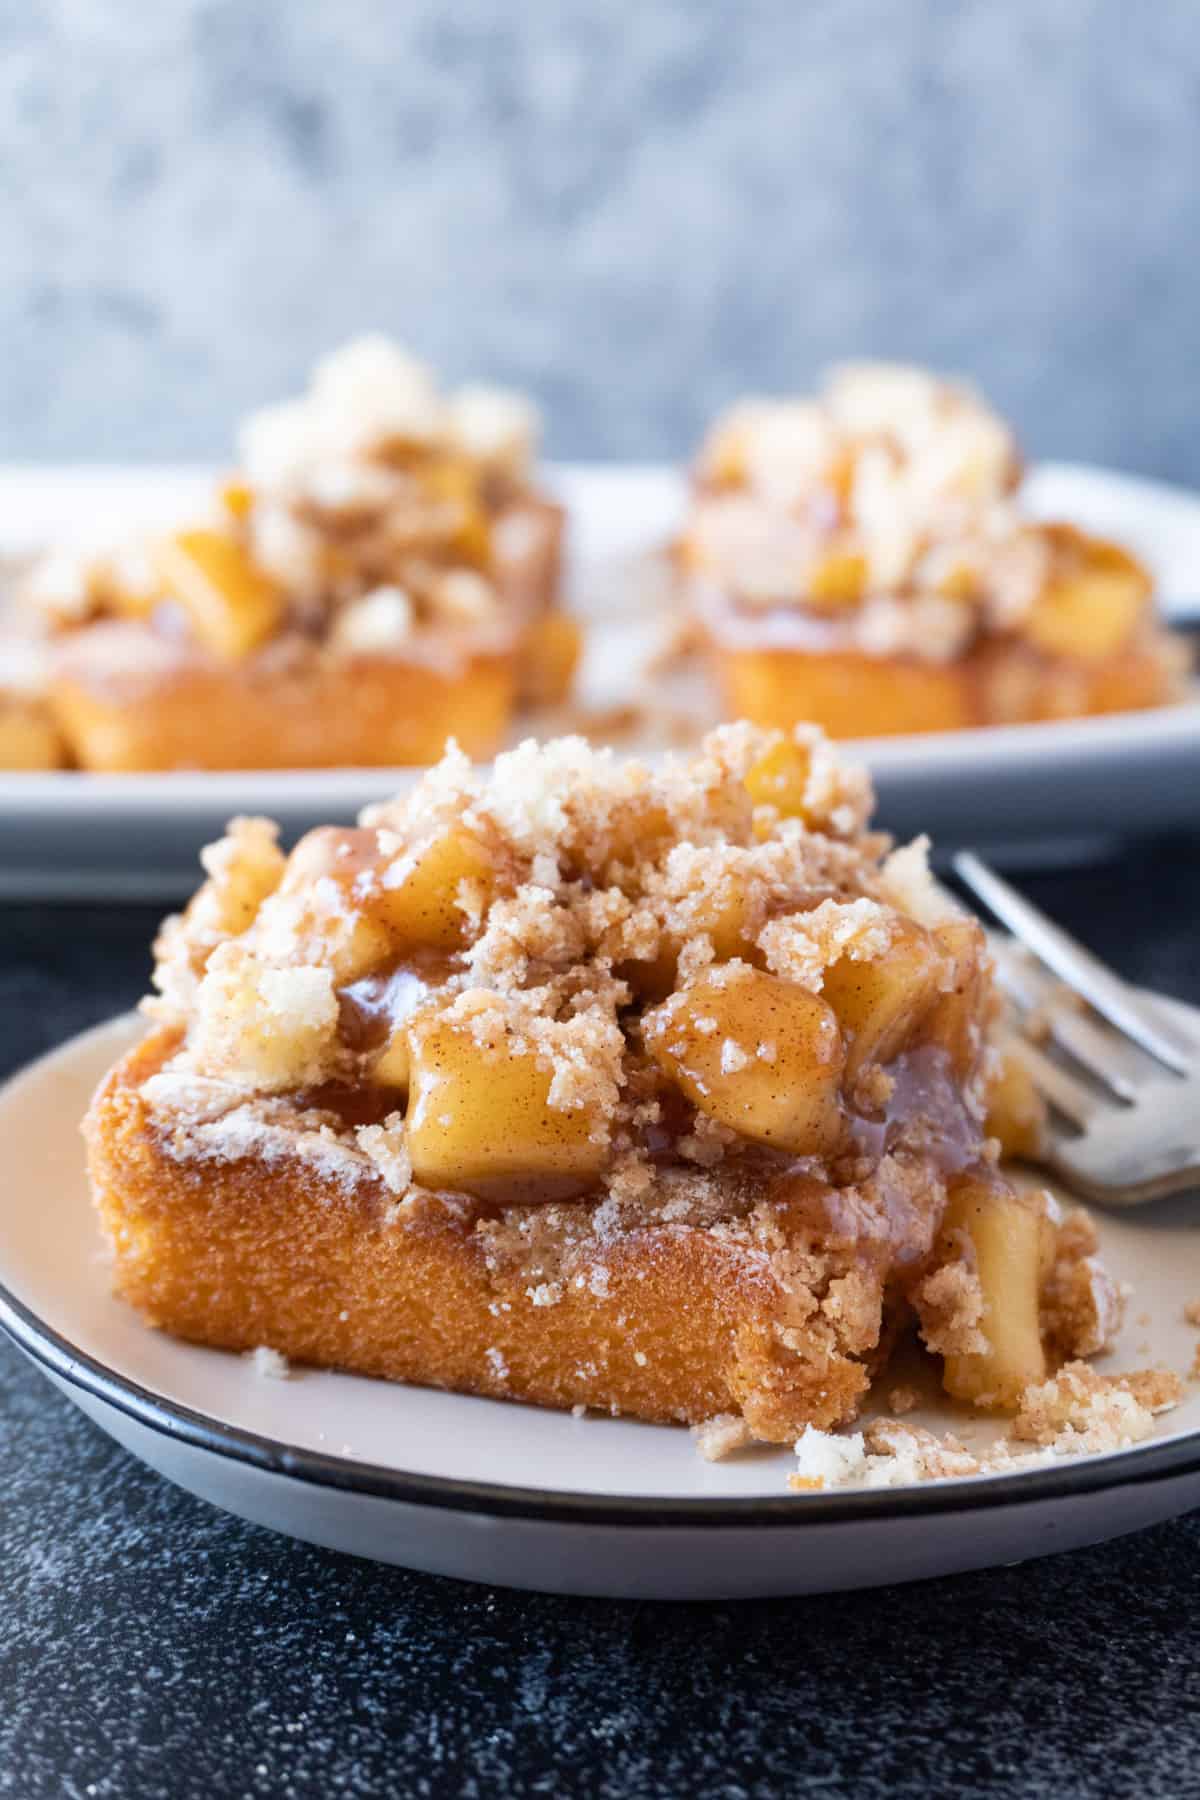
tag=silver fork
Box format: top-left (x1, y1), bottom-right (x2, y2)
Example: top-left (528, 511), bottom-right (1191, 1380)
top-left (954, 851), bottom-right (1200, 1208)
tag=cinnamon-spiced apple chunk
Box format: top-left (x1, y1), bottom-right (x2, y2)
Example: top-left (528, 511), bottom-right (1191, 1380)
top-left (86, 725), bottom-right (1118, 1440)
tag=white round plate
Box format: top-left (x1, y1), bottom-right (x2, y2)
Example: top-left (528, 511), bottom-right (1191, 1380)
top-left (1, 1015), bottom-right (1198, 1598)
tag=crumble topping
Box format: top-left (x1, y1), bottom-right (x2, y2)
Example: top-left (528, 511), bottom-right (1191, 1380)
top-left (1042, 1206), bottom-right (1126, 1358)
top-left (1009, 1361), bottom-right (1182, 1447)
top-left (877, 838), bottom-right (958, 930)
top-left (140, 725), bottom-right (987, 1253)
top-left (758, 898), bottom-right (895, 992)
top-left (912, 1256), bottom-right (989, 1359)
top-left (144, 725), bottom-right (896, 1118)
top-left (448, 384), bottom-right (539, 475)
top-left (355, 1114), bottom-right (412, 1195)
top-left (231, 337), bottom-right (547, 643)
top-left (1042, 1253), bottom-right (1126, 1359)
top-left (693, 1414), bottom-right (757, 1461)
top-left (240, 338), bottom-right (537, 491)
top-left (247, 1346), bottom-right (291, 1380)
top-left (188, 943), bottom-right (340, 1094)
top-left (329, 585), bottom-right (417, 653)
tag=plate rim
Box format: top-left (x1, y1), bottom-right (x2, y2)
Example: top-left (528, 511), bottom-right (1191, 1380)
top-left (3, 696), bottom-right (1200, 814)
top-left (4, 1275), bottom-right (1200, 1528)
top-left (2, 1018), bottom-right (1199, 1531)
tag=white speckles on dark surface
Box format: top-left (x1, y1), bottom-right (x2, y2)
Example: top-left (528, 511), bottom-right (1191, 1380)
top-left (2, 1349), bottom-right (1199, 1800)
top-left (2, 847), bottom-right (1200, 1798)
top-left (2, 1), bottom-right (1200, 479)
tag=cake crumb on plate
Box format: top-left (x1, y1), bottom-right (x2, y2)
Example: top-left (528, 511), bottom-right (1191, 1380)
top-left (692, 1414), bottom-right (756, 1462)
top-left (788, 1363), bottom-right (1182, 1492)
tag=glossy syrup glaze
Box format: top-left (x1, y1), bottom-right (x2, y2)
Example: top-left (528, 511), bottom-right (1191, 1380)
top-left (338, 959), bottom-right (447, 1053)
top-left (320, 952), bottom-right (988, 1240)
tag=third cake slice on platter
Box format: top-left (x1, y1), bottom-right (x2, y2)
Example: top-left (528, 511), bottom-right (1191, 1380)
top-left (678, 363), bottom-right (1187, 738)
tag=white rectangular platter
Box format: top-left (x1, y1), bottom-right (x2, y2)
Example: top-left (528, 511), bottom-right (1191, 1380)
top-left (1, 461), bottom-right (1198, 898)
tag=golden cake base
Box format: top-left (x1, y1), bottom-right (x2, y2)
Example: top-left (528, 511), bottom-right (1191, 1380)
top-left (51, 647), bottom-right (517, 772)
top-left (714, 639), bottom-right (1183, 740)
top-left (0, 692), bottom-right (65, 769)
top-left (85, 1031), bottom-right (894, 1442)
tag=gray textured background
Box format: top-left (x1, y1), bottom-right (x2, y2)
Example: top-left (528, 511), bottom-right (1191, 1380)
top-left (3, 0), bottom-right (1199, 477)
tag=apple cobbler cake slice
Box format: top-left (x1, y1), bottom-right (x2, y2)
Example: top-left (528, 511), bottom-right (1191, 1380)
top-left (86, 724), bottom-right (1121, 1439)
top-left (28, 336), bottom-right (577, 772)
top-left (680, 362), bottom-right (1187, 739)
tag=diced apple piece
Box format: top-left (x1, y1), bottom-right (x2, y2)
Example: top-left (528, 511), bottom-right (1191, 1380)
top-left (1037, 1203), bottom-right (1059, 1285)
top-left (153, 529), bottom-right (284, 660)
top-left (420, 457), bottom-right (491, 564)
top-left (941, 1177), bottom-right (1047, 1408)
top-left (278, 826), bottom-right (395, 984)
top-left (744, 738), bottom-right (814, 822)
top-left (1026, 573), bottom-right (1145, 661)
top-left (377, 827), bottom-right (497, 951)
top-left (220, 480), bottom-right (255, 522)
top-left (370, 1029), bottom-right (411, 1092)
top-left (1025, 538), bottom-right (1151, 662)
top-left (985, 1047), bottom-right (1046, 1160)
top-left (805, 548), bottom-right (867, 610)
top-left (822, 919), bottom-right (945, 1081)
top-left (406, 1008), bottom-right (609, 1200)
top-left (925, 920), bottom-right (990, 1078)
top-left (283, 825), bottom-right (378, 886)
top-left (331, 918), bottom-right (395, 986)
top-left (282, 824), bottom-right (494, 977)
top-left (644, 968), bottom-right (846, 1155)
top-left (934, 558), bottom-right (980, 602)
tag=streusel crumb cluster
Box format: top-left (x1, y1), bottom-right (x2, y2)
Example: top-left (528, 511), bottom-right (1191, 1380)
top-left (146, 722), bottom-right (893, 1144)
top-left (789, 1360), bottom-right (1182, 1490)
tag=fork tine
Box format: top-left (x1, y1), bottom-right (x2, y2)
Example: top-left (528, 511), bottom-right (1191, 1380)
top-left (1009, 1038), bottom-right (1100, 1128)
top-left (991, 944), bottom-right (1141, 1102)
top-left (954, 852), bottom-right (1194, 1076)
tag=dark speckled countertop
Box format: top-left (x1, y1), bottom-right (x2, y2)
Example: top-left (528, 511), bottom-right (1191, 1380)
top-left (3, 847), bottom-right (1199, 1799)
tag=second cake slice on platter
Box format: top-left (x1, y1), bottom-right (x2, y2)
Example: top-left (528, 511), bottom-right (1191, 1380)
top-left (27, 336), bottom-right (579, 771)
